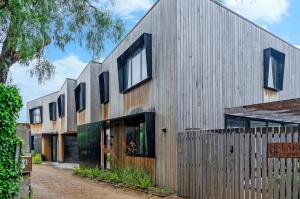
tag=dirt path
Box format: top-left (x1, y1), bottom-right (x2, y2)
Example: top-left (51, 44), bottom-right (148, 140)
top-left (31, 164), bottom-right (178, 199)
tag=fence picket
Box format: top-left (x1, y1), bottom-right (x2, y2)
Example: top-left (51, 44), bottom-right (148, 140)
top-left (177, 127), bottom-right (300, 199)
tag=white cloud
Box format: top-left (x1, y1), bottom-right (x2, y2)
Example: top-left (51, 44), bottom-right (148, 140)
top-left (9, 54), bottom-right (87, 122)
top-left (224, 0), bottom-right (289, 24)
top-left (97, 0), bottom-right (155, 20)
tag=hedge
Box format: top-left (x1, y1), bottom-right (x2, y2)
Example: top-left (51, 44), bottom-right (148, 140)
top-left (0, 83), bottom-right (23, 198)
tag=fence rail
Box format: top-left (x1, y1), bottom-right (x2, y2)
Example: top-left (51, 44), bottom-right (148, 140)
top-left (177, 127), bottom-right (300, 199)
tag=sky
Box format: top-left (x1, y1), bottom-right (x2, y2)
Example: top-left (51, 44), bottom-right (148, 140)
top-left (10, 0), bottom-right (300, 122)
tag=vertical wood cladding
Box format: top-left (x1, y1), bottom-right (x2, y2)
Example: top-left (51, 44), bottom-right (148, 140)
top-left (176, 0), bottom-right (300, 132)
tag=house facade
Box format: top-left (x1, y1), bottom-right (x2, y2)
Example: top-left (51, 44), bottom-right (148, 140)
top-left (27, 79), bottom-right (77, 162)
top-left (28, 0), bottom-right (300, 190)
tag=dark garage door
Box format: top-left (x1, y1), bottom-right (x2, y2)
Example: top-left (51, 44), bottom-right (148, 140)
top-left (64, 135), bottom-right (78, 163)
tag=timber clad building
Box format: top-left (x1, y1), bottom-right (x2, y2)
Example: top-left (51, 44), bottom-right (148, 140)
top-left (28, 0), bottom-right (300, 190)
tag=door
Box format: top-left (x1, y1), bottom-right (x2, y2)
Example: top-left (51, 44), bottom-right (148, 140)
top-left (64, 134), bottom-right (79, 163)
top-left (51, 135), bottom-right (57, 162)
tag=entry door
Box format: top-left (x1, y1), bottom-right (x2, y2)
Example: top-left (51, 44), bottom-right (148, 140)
top-left (51, 135), bottom-right (57, 162)
top-left (104, 127), bottom-right (111, 169)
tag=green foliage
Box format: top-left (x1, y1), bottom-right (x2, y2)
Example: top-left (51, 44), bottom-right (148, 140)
top-left (0, 0), bottom-right (125, 82)
top-left (73, 166), bottom-right (154, 190)
top-left (0, 83), bottom-right (23, 198)
top-left (31, 151), bottom-right (42, 164)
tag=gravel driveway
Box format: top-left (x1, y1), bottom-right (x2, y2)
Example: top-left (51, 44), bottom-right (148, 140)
top-left (31, 164), bottom-right (179, 199)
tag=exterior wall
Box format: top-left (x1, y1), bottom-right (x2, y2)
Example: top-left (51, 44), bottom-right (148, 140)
top-left (176, 0), bottom-right (300, 131)
top-left (16, 123), bottom-right (30, 153)
top-left (27, 79), bottom-right (77, 162)
top-left (76, 63), bottom-right (102, 125)
top-left (27, 92), bottom-right (59, 134)
top-left (99, 0), bottom-right (177, 189)
top-left (57, 79), bottom-right (77, 134)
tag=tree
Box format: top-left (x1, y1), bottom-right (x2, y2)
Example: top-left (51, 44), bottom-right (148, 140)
top-left (0, 0), bottom-right (124, 83)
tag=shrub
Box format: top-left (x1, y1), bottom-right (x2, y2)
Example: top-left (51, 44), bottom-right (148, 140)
top-left (0, 84), bottom-right (23, 198)
top-left (31, 151), bottom-right (42, 164)
top-left (73, 166), bottom-right (154, 189)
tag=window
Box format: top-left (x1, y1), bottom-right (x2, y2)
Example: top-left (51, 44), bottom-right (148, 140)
top-left (29, 107), bottom-right (43, 124)
top-left (75, 83), bottom-right (86, 112)
top-left (117, 33), bottom-right (152, 93)
top-left (125, 113), bottom-right (155, 157)
top-left (264, 48), bottom-right (285, 91)
top-left (99, 72), bottom-right (109, 104)
top-left (57, 94), bottom-right (65, 117)
top-left (49, 102), bottom-right (57, 121)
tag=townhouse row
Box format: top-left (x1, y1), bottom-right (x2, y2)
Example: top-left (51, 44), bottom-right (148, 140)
top-left (27, 0), bottom-right (300, 190)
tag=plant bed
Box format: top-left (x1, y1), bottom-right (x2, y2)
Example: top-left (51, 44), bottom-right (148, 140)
top-left (73, 167), bottom-right (175, 197)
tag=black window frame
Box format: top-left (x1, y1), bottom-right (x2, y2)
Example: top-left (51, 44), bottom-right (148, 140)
top-left (49, 102), bottom-right (57, 121)
top-left (125, 113), bottom-right (155, 158)
top-left (75, 83), bottom-right (86, 112)
top-left (99, 71), bottom-right (109, 104)
top-left (263, 48), bottom-right (285, 91)
top-left (57, 94), bottom-right (65, 118)
top-left (29, 106), bottom-right (43, 124)
top-left (117, 33), bottom-right (152, 93)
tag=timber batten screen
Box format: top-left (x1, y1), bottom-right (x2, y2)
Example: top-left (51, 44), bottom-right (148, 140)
top-left (77, 122), bottom-right (101, 167)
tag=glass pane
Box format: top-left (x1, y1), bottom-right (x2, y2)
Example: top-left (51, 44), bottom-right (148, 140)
top-left (141, 48), bottom-right (148, 80)
top-left (132, 51), bottom-right (141, 85)
top-left (250, 120), bottom-right (267, 128)
top-left (124, 59), bottom-right (131, 90)
top-left (268, 122), bottom-right (282, 127)
top-left (226, 118), bottom-right (248, 128)
top-left (139, 122), bottom-right (148, 156)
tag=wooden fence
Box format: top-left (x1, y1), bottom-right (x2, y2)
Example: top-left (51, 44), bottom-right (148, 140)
top-left (177, 127), bottom-right (300, 199)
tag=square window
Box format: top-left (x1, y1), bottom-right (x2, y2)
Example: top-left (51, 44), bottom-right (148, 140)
top-left (125, 113), bottom-right (155, 157)
top-left (117, 33), bottom-right (152, 93)
top-left (29, 107), bottom-right (43, 124)
top-left (264, 48), bottom-right (285, 91)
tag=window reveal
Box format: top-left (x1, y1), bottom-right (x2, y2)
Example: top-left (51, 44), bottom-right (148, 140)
top-left (29, 107), bottom-right (43, 124)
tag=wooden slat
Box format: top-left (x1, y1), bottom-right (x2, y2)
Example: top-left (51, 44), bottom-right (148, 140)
top-left (279, 128), bottom-right (286, 199)
top-left (273, 128), bottom-right (280, 199)
top-left (250, 129), bottom-right (256, 199)
top-left (261, 128), bottom-right (268, 199)
top-left (256, 128), bottom-right (262, 199)
top-left (286, 128), bottom-right (292, 199)
top-left (244, 131), bottom-right (250, 199)
top-left (267, 128), bottom-right (274, 199)
top-left (292, 129), bottom-right (299, 199)
top-left (239, 129), bottom-right (245, 199)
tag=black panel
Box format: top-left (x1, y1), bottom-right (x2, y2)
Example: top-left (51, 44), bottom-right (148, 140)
top-left (49, 102), bottom-right (57, 121)
top-left (117, 33), bottom-right (152, 93)
top-left (57, 94), bottom-right (65, 117)
top-left (75, 83), bottom-right (86, 112)
top-left (263, 48), bottom-right (285, 91)
top-left (99, 71), bottom-right (109, 104)
top-left (77, 122), bottom-right (101, 167)
top-left (33, 134), bottom-right (42, 154)
top-left (64, 135), bottom-right (78, 163)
